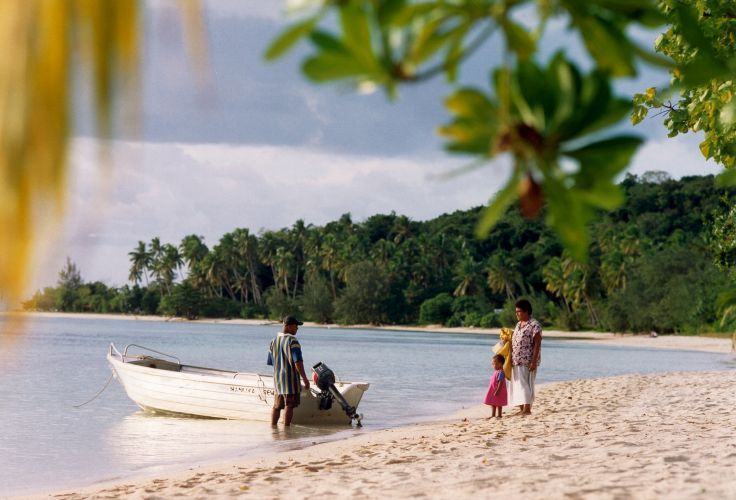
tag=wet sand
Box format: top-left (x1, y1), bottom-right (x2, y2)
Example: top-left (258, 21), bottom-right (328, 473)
top-left (7, 311), bottom-right (735, 498)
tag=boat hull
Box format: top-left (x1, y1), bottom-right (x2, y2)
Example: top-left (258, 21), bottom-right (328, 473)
top-left (107, 352), bottom-right (368, 425)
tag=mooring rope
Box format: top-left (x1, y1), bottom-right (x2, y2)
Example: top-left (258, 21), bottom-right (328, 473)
top-left (73, 372), bottom-right (115, 408)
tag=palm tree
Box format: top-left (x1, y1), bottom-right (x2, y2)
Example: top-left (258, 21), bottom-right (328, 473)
top-left (428, 233), bottom-right (457, 272)
top-left (148, 236), bottom-right (165, 288)
top-left (453, 256), bottom-right (483, 297)
top-left (543, 256), bottom-right (569, 309)
top-left (338, 213), bottom-right (354, 233)
top-left (598, 227), bottom-right (641, 296)
top-left (289, 219), bottom-right (312, 298)
top-left (232, 228), bottom-right (263, 305)
top-left (600, 250), bottom-right (627, 294)
top-left (180, 234), bottom-right (208, 271)
top-left (220, 231), bottom-right (245, 303)
top-left (274, 247), bottom-right (294, 295)
top-left (543, 254), bottom-right (598, 325)
top-left (336, 234), bottom-right (365, 282)
top-left (370, 238), bottom-right (396, 270)
top-left (259, 231), bottom-right (281, 287)
top-left (320, 233), bottom-right (339, 299)
top-left (304, 229), bottom-right (324, 273)
top-left (180, 234), bottom-right (209, 292)
top-left (391, 215), bottom-right (413, 245)
top-left (204, 246), bottom-right (237, 301)
top-left (486, 254), bottom-right (523, 300)
top-left (128, 241), bottom-right (151, 286)
top-left (153, 243), bottom-right (182, 296)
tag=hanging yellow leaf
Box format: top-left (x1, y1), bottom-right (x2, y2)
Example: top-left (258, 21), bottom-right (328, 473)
top-left (0, 2), bottom-right (205, 336)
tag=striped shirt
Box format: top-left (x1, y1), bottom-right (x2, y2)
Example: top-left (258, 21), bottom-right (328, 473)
top-left (267, 332), bottom-right (304, 395)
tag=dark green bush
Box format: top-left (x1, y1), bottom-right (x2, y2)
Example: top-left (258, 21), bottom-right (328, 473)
top-left (264, 287), bottom-right (299, 321)
top-left (159, 283), bottom-right (203, 319)
top-left (419, 293), bottom-right (454, 324)
top-left (479, 312), bottom-right (502, 328)
top-left (200, 297), bottom-right (242, 319)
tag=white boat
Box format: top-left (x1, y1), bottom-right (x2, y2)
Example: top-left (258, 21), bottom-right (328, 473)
top-left (107, 343), bottom-right (369, 426)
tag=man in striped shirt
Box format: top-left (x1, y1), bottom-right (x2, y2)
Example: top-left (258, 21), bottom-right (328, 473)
top-left (267, 316), bottom-right (310, 426)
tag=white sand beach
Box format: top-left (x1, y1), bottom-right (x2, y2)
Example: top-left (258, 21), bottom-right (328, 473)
top-left (6, 311), bottom-right (734, 498)
top-left (40, 369), bottom-right (736, 500)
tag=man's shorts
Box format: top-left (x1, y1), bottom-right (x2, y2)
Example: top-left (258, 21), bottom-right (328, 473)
top-left (273, 393), bottom-right (300, 409)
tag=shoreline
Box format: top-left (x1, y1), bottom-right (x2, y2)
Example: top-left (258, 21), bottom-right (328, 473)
top-left (4, 311), bottom-right (733, 354)
top-left (6, 311), bottom-right (734, 498)
top-left (38, 369), bottom-right (736, 499)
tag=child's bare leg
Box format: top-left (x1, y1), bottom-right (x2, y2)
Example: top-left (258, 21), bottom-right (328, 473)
top-left (497, 406), bottom-right (502, 418)
top-left (491, 406), bottom-right (497, 417)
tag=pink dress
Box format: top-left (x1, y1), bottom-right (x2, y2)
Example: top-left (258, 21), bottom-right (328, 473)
top-left (484, 369), bottom-right (507, 406)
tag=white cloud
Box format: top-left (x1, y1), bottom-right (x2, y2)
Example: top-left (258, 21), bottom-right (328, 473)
top-left (28, 138), bottom-right (506, 290)
top-left (27, 131), bottom-right (720, 292)
top-left (148, 0), bottom-right (284, 22)
top-left (202, 0), bottom-right (284, 21)
top-left (627, 133), bottom-right (722, 179)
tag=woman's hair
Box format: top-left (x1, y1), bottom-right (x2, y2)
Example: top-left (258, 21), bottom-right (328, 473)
top-left (515, 298), bottom-right (532, 314)
top-left (493, 354), bottom-right (505, 365)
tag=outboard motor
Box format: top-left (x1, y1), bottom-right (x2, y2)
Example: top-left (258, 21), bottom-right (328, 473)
top-left (312, 362), bottom-right (362, 427)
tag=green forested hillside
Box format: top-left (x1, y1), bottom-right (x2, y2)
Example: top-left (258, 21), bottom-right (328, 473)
top-left (24, 173), bottom-right (736, 333)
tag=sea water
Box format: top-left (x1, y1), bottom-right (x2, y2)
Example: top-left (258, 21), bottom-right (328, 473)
top-left (0, 315), bottom-right (731, 495)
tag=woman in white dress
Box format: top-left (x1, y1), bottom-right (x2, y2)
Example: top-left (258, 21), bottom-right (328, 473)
top-left (508, 299), bottom-right (542, 415)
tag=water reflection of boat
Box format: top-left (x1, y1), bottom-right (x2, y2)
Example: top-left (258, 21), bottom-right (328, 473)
top-left (108, 343), bottom-right (369, 425)
top-left (107, 412), bottom-right (342, 468)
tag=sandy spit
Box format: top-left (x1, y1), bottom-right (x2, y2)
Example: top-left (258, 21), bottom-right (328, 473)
top-left (35, 369), bottom-right (736, 500)
top-left (5, 311), bottom-right (733, 354)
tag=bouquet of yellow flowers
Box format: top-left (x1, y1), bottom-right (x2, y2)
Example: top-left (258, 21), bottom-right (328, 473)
top-left (492, 327), bottom-right (513, 380)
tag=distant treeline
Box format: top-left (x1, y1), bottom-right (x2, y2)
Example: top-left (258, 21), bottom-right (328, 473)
top-left (23, 173), bottom-right (736, 333)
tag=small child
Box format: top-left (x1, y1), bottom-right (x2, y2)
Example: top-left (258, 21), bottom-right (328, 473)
top-left (483, 354), bottom-right (508, 418)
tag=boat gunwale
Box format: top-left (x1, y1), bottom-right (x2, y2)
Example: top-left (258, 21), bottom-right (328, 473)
top-left (107, 353), bottom-right (369, 390)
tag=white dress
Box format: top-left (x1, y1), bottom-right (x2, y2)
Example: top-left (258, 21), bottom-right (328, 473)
top-left (507, 318), bottom-right (541, 406)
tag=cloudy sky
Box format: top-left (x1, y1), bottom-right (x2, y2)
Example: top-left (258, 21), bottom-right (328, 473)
top-left (31, 0), bottom-right (722, 291)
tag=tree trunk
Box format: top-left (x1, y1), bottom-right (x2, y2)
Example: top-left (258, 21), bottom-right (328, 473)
top-left (292, 263), bottom-right (300, 299)
top-left (584, 293), bottom-right (599, 326)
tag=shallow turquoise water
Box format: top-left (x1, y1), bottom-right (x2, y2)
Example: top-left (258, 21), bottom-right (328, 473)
top-left (0, 316), bottom-right (732, 495)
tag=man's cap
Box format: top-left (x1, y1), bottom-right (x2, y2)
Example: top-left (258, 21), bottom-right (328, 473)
top-left (283, 315), bottom-right (303, 326)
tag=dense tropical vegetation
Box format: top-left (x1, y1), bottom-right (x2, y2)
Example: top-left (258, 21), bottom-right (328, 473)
top-left (267, 0), bottom-right (736, 262)
top-left (23, 173), bottom-right (736, 334)
top-left (4, 2), bottom-right (735, 332)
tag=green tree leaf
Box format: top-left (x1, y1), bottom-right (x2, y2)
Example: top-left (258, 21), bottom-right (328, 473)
top-left (716, 167), bottom-right (736, 187)
top-left (264, 17), bottom-right (318, 61)
top-left (564, 136), bottom-right (643, 179)
top-left (340, 4), bottom-right (376, 68)
top-left (309, 30), bottom-right (349, 54)
top-left (302, 52), bottom-right (372, 82)
top-left (576, 15), bottom-right (636, 77)
top-left (543, 177), bottom-right (590, 262)
top-left (475, 167), bottom-right (524, 238)
top-left (500, 19), bottom-right (536, 61)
